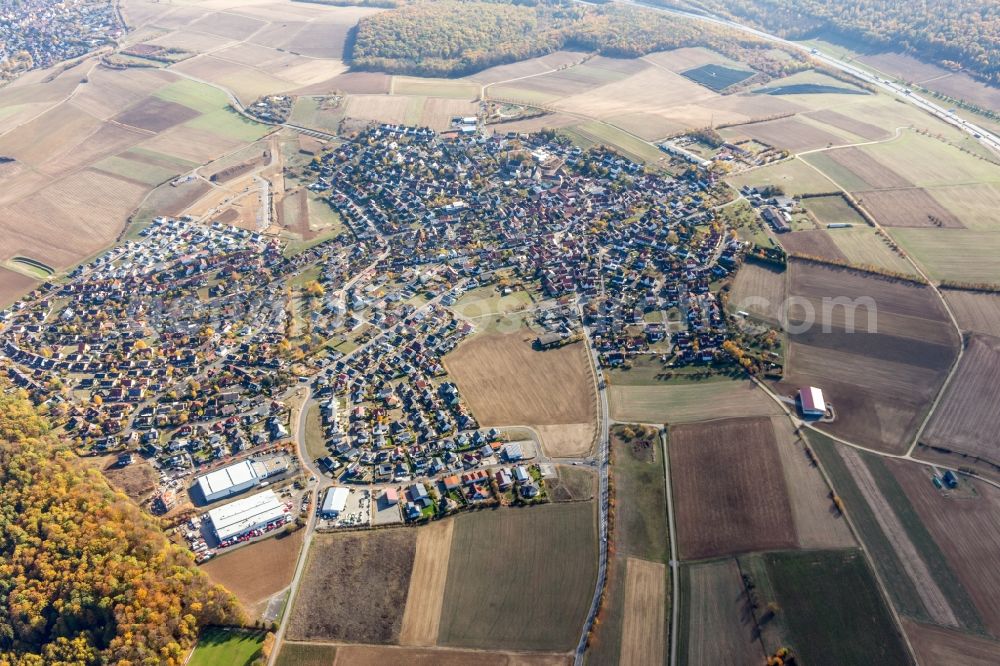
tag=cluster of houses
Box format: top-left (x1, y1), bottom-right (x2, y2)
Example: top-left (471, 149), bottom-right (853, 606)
top-left (305, 124), bottom-right (746, 368)
top-left (0, 0), bottom-right (123, 80)
top-left (0, 122), bottom-right (760, 551)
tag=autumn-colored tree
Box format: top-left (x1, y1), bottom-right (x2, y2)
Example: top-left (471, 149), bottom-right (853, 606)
top-left (0, 389), bottom-right (244, 664)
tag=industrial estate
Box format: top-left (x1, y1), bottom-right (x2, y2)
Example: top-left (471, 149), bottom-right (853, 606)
top-left (2, 0), bottom-right (1000, 665)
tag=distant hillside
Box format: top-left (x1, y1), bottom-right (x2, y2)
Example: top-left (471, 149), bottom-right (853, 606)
top-left (0, 390), bottom-right (243, 664)
top-left (660, 0), bottom-right (1000, 86)
top-left (349, 0), bottom-right (807, 78)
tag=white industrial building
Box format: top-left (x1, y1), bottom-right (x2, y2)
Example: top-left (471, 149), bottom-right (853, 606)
top-left (196, 460), bottom-right (259, 503)
top-left (320, 486), bottom-right (350, 518)
top-left (208, 490), bottom-right (287, 542)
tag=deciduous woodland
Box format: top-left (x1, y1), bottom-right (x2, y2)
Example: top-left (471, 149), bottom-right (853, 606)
top-left (668, 0), bottom-right (1000, 85)
top-left (0, 390), bottom-right (243, 665)
top-left (349, 0), bottom-right (807, 77)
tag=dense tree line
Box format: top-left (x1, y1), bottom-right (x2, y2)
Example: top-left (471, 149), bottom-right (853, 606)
top-left (349, 0), bottom-right (806, 78)
top-left (666, 0), bottom-right (1000, 85)
top-left (0, 390), bottom-right (243, 665)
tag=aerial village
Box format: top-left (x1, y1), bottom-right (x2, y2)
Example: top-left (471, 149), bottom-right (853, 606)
top-left (0, 123), bottom-right (755, 560)
top-left (0, 0), bottom-right (124, 80)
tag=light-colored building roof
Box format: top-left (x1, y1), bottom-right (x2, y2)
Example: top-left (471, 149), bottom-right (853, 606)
top-left (799, 386), bottom-right (826, 414)
top-left (208, 490), bottom-right (286, 541)
top-left (322, 487), bottom-right (350, 515)
top-left (196, 459), bottom-right (258, 498)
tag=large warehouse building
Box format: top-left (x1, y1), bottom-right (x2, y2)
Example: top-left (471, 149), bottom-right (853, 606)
top-left (195, 460), bottom-right (259, 503)
top-left (208, 490), bottom-right (288, 542)
top-left (799, 386), bottom-right (827, 418)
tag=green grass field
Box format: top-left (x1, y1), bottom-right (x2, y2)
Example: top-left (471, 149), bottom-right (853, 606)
top-left (185, 109), bottom-right (269, 142)
top-left (802, 194), bottom-right (865, 226)
top-left (189, 628), bottom-right (265, 666)
top-left (275, 642), bottom-right (338, 666)
top-left (611, 426), bottom-right (668, 562)
top-left (438, 502), bottom-right (597, 651)
top-left (763, 549), bottom-right (909, 666)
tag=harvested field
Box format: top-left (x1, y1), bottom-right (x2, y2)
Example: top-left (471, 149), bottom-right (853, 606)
top-left (890, 460), bottom-right (1000, 633)
top-left (858, 52), bottom-right (951, 85)
top-left (142, 126), bottom-right (243, 164)
top-left (679, 559), bottom-right (760, 666)
top-left (392, 77), bottom-right (479, 99)
top-left (0, 169), bottom-right (148, 269)
top-left (342, 94), bottom-right (416, 125)
top-left (922, 334), bottom-right (1000, 464)
top-left (418, 97), bottom-right (479, 131)
top-left (778, 229), bottom-right (848, 261)
top-left (857, 188), bottom-right (963, 228)
top-left (287, 529), bottom-right (416, 643)
top-left (890, 228), bottom-right (1000, 284)
top-left (608, 378), bottom-right (782, 424)
top-left (864, 131), bottom-right (1000, 188)
top-left (770, 416), bottom-right (854, 549)
top-left (293, 71), bottom-right (392, 96)
top-left (188, 11), bottom-right (265, 40)
top-left (737, 116), bottom-right (843, 152)
top-left (445, 333), bottom-right (595, 428)
top-left (763, 549), bottom-right (909, 666)
top-left (727, 261), bottom-right (786, 325)
top-left (619, 558), bottom-right (666, 666)
top-left (823, 146), bottom-right (912, 190)
top-left (807, 108), bottom-right (890, 141)
top-left (331, 645), bottom-right (569, 666)
top-left (534, 422), bottom-right (594, 458)
top-left (0, 267), bottom-right (38, 307)
top-left (201, 530), bottom-right (304, 620)
top-left (826, 226), bottom-right (918, 276)
top-left (553, 66), bottom-right (717, 123)
top-left (838, 448), bottom-right (958, 627)
top-left (467, 51), bottom-right (588, 85)
top-left (438, 502), bottom-right (597, 651)
top-left (669, 417), bottom-right (797, 559)
top-left (903, 619), bottom-right (1000, 666)
top-left (399, 519), bottom-right (455, 647)
top-left (114, 97), bottom-right (200, 132)
top-left (780, 259), bottom-right (959, 452)
top-left (942, 289), bottom-right (1000, 336)
top-left (928, 183), bottom-right (1000, 231)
